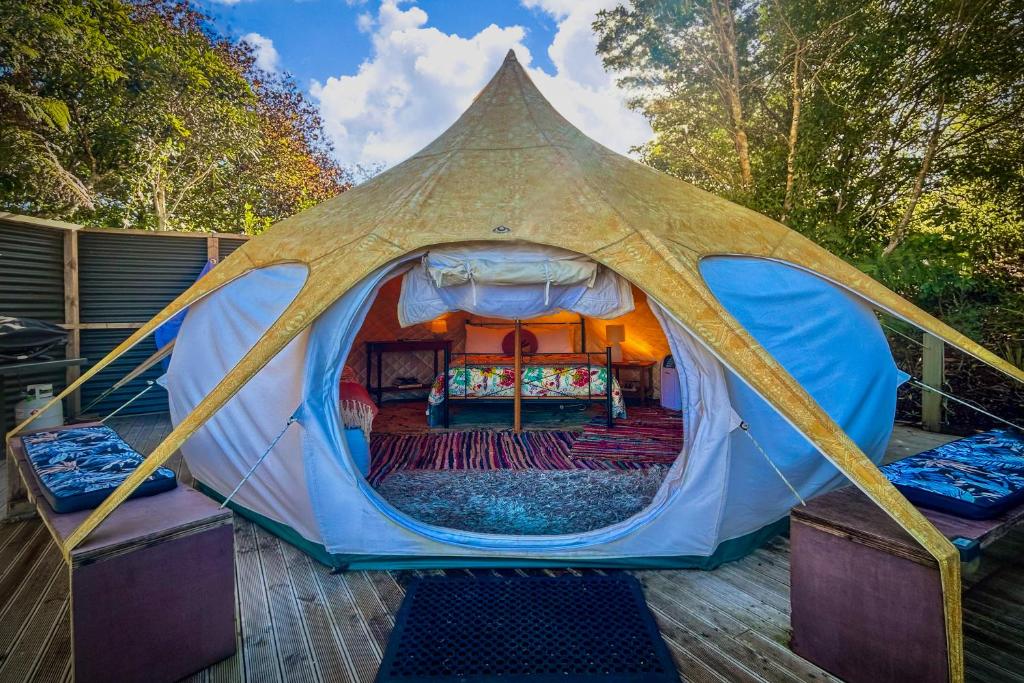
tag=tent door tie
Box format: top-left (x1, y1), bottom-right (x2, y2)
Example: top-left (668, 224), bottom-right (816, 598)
top-left (221, 416), bottom-right (297, 509)
top-left (739, 421), bottom-right (807, 506)
top-left (543, 261), bottom-right (552, 306)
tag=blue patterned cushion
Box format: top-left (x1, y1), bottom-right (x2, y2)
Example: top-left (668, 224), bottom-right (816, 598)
top-left (21, 426), bottom-right (177, 514)
top-left (882, 429), bottom-right (1024, 519)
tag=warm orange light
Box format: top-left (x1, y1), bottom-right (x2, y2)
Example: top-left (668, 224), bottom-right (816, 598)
top-left (605, 324), bottom-right (626, 343)
top-left (430, 319), bottom-right (448, 334)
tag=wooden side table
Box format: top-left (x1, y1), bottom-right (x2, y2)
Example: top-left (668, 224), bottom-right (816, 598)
top-left (365, 339), bottom-right (451, 404)
top-left (611, 360), bottom-right (656, 406)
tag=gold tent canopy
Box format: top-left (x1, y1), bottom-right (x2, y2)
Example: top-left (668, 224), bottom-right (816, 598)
top-left (12, 50), bottom-right (1024, 681)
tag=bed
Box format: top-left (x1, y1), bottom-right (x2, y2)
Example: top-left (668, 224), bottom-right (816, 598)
top-left (429, 319), bottom-right (626, 429)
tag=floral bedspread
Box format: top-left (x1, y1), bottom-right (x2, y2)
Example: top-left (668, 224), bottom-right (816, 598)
top-left (429, 365), bottom-right (627, 418)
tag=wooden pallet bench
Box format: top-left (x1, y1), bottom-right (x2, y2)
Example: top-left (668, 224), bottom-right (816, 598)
top-left (5, 424), bottom-right (235, 683)
top-left (790, 485), bottom-right (1024, 683)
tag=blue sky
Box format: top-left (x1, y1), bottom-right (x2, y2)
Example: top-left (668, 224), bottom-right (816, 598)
top-left (198, 0), bottom-right (651, 168)
top-left (203, 1), bottom-right (560, 89)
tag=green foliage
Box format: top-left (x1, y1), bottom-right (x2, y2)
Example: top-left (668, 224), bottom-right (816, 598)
top-left (595, 0), bottom-right (1023, 364)
top-left (0, 0), bottom-right (348, 233)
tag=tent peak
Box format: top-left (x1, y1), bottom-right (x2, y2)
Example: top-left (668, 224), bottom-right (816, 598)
top-left (410, 44), bottom-right (594, 161)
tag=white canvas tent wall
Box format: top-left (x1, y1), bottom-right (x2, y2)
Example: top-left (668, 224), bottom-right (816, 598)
top-left (164, 247), bottom-right (902, 570)
top-left (14, 50), bottom-right (1024, 680)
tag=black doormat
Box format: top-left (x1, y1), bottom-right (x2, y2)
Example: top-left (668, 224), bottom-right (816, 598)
top-left (375, 574), bottom-right (679, 682)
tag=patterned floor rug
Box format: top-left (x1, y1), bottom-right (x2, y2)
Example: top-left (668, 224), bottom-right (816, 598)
top-left (367, 430), bottom-right (656, 486)
top-left (569, 407), bottom-right (685, 464)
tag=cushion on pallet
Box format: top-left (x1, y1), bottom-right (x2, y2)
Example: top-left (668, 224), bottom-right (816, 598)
top-left (20, 425), bottom-right (177, 514)
top-left (882, 429), bottom-right (1024, 519)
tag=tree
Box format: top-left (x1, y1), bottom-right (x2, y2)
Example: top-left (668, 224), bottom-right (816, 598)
top-left (595, 0), bottom-right (759, 195)
top-left (597, 0), bottom-right (1024, 425)
top-left (0, 0), bottom-right (348, 233)
top-left (595, 0), bottom-right (1024, 255)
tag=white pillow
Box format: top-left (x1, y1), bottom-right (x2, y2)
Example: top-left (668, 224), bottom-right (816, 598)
top-left (465, 326), bottom-right (510, 354)
top-left (529, 326), bottom-right (575, 353)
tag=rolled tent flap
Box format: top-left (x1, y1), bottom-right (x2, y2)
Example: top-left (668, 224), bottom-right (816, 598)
top-left (399, 242), bottom-right (634, 325)
top-left (425, 245), bottom-right (598, 288)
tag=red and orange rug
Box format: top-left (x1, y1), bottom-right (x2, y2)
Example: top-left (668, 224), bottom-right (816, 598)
top-left (367, 405), bottom-right (684, 485)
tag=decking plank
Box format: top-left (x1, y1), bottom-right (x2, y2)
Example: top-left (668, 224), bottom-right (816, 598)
top-left (713, 562), bottom-right (791, 614)
top-left (963, 640), bottom-right (1024, 683)
top-left (642, 571), bottom-right (836, 683)
top-left (643, 578), bottom-right (803, 683)
top-left (0, 541), bottom-right (62, 653)
top-left (966, 651), bottom-right (1024, 683)
top-left (366, 571), bottom-right (405, 615)
top-left (656, 567), bottom-right (791, 636)
top-left (0, 517), bottom-right (27, 550)
top-left (646, 601), bottom-right (765, 683)
top-left (0, 525), bottom-right (48, 608)
top-left (279, 540), bottom-right (355, 683)
top-left (309, 549), bottom-right (381, 683)
top-left (235, 518), bottom-right (284, 682)
top-left (0, 561), bottom-right (68, 682)
top-left (342, 571), bottom-right (395, 654)
top-left (26, 599), bottom-right (72, 683)
top-left (0, 522), bottom-right (42, 584)
top-left (256, 525), bottom-right (318, 683)
top-left (660, 636), bottom-right (729, 683)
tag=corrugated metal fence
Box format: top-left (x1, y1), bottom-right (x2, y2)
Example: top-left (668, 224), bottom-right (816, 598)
top-left (0, 213), bottom-right (248, 430)
top-left (0, 220), bottom-right (67, 431)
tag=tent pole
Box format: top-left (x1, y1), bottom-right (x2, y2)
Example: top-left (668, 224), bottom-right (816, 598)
top-left (513, 319), bottom-right (522, 433)
top-left (81, 340), bottom-right (175, 414)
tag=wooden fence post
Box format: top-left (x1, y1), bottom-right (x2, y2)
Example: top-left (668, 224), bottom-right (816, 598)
top-left (922, 332), bottom-right (944, 432)
top-left (207, 235), bottom-right (219, 264)
top-left (64, 229), bottom-right (81, 417)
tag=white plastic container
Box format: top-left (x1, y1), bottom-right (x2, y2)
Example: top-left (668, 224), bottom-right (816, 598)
top-left (14, 383), bottom-right (64, 430)
top-left (660, 366), bottom-right (682, 411)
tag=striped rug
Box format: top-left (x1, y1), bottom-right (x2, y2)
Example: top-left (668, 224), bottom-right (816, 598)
top-left (568, 407), bottom-right (685, 464)
top-left (368, 431), bottom-right (651, 486)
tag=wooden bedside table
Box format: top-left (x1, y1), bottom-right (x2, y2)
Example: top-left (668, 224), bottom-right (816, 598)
top-left (365, 339), bottom-right (451, 404)
top-left (611, 360), bottom-right (656, 406)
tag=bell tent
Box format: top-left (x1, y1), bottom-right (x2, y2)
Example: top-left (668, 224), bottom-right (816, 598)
top-left (13, 51), bottom-right (1024, 680)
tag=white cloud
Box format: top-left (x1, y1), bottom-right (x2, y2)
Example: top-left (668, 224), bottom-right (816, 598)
top-left (312, 0), bottom-right (650, 168)
top-left (242, 32), bottom-right (280, 73)
top-left (356, 12), bottom-right (375, 33)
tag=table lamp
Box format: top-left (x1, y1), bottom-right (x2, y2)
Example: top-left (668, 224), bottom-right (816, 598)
top-left (606, 324), bottom-right (626, 362)
top-left (430, 319), bottom-right (448, 337)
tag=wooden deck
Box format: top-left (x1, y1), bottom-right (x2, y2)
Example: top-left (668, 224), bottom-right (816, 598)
top-left (1, 415), bottom-right (1022, 682)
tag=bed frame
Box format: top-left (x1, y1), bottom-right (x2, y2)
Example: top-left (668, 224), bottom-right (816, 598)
top-left (442, 316), bottom-right (615, 430)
